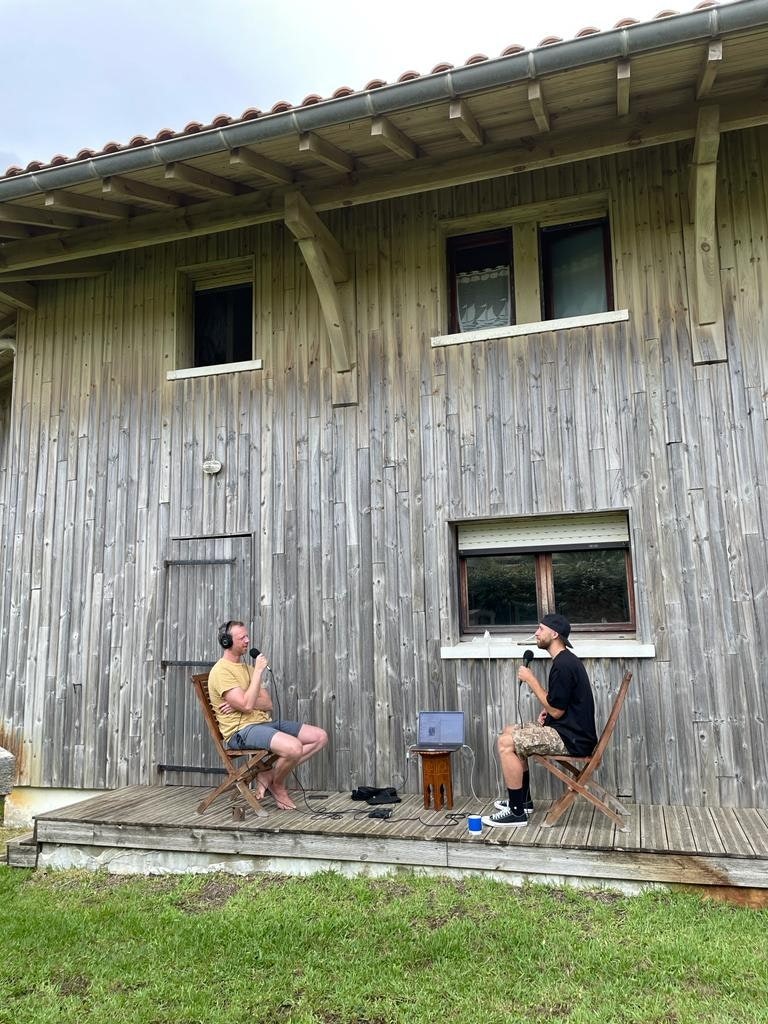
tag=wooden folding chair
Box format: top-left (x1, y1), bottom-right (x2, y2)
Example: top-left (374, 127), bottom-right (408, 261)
top-left (532, 671), bottom-right (633, 830)
top-left (191, 672), bottom-right (278, 817)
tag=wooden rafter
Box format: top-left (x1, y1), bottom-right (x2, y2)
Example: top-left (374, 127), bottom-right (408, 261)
top-left (298, 132), bottom-right (355, 174)
top-left (617, 60), bottom-right (631, 117)
top-left (449, 99), bottom-right (485, 146)
top-left (696, 40), bottom-right (723, 100)
top-left (527, 81), bottom-right (550, 133)
top-left (284, 191), bottom-right (351, 371)
top-left (0, 257), bottom-right (114, 282)
top-left (0, 282), bottom-right (36, 311)
top-left (370, 117), bottom-right (418, 160)
top-left (164, 162), bottom-right (249, 196)
top-left (44, 190), bottom-right (130, 220)
top-left (229, 147), bottom-right (294, 184)
top-left (0, 223), bottom-right (33, 239)
top-left (103, 175), bottom-right (184, 208)
top-left (0, 313), bottom-right (17, 337)
top-left (0, 203), bottom-right (82, 230)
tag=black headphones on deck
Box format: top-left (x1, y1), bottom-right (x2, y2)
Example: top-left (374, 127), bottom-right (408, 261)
top-left (218, 620), bottom-right (234, 649)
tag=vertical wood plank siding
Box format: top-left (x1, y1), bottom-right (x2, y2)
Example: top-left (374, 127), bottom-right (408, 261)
top-left (1, 130), bottom-right (767, 805)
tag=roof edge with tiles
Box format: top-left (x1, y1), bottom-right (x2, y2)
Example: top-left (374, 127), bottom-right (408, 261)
top-left (0, 0), bottom-right (764, 200)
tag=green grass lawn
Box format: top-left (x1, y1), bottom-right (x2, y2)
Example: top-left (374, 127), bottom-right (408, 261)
top-left (1, 868), bottom-right (766, 1024)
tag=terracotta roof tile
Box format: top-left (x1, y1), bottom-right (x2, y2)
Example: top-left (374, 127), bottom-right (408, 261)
top-left (1, 1), bottom-right (723, 181)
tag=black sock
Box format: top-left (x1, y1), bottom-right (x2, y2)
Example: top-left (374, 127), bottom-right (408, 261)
top-left (506, 787), bottom-right (525, 815)
top-left (522, 770), bottom-right (531, 804)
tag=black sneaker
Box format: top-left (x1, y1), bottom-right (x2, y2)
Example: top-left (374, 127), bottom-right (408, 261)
top-left (481, 807), bottom-right (528, 828)
top-left (493, 799), bottom-right (534, 814)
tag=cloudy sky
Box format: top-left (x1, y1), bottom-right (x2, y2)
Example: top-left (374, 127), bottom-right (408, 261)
top-left (1, 0), bottom-right (731, 171)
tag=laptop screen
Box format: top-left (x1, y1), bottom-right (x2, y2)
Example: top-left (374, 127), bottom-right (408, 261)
top-left (417, 711), bottom-right (465, 747)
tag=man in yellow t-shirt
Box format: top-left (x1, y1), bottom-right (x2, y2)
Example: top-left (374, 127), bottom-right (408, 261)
top-left (208, 620), bottom-right (328, 810)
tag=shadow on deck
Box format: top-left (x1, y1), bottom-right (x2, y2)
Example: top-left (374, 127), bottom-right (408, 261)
top-left (10, 785), bottom-right (768, 905)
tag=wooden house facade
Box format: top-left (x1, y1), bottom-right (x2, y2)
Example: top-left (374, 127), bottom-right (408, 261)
top-left (0, 1), bottom-right (767, 812)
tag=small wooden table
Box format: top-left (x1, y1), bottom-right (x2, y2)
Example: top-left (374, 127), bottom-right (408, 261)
top-left (415, 748), bottom-right (455, 810)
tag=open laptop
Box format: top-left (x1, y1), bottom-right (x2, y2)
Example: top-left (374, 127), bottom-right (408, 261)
top-left (417, 711), bottom-right (465, 751)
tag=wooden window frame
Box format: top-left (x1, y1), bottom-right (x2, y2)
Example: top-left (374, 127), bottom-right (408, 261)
top-left (540, 217), bottom-right (614, 321)
top-left (446, 228), bottom-right (514, 335)
top-left (175, 256), bottom-right (256, 372)
top-left (444, 202), bottom-right (615, 335)
top-left (458, 545), bottom-right (636, 637)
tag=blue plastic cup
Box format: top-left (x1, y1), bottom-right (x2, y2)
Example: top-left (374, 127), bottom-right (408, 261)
top-left (467, 814), bottom-right (483, 833)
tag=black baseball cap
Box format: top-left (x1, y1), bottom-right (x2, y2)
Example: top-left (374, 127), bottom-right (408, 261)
top-left (540, 613), bottom-right (573, 648)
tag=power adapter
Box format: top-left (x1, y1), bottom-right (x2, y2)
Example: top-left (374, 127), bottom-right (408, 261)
top-left (368, 808), bottom-right (393, 819)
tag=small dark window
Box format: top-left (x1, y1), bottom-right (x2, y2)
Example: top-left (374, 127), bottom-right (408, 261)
top-left (540, 219), bottom-right (612, 320)
top-left (193, 283), bottom-right (253, 368)
top-left (447, 230), bottom-right (513, 334)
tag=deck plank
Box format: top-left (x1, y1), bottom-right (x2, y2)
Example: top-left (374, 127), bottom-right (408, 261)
top-left (30, 785), bottom-right (768, 899)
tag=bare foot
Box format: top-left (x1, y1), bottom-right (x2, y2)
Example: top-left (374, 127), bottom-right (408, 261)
top-left (268, 783), bottom-right (297, 810)
top-left (255, 770), bottom-right (273, 801)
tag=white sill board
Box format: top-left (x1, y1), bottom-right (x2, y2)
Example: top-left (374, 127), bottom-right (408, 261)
top-left (432, 309), bottom-right (630, 348)
top-left (167, 358), bottom-right (263, 381)
top-left (441, 638), bottom-right (655, 660)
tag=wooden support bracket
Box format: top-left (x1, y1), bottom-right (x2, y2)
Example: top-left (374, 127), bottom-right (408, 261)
top-left (683, 104), bottom-right (726, 363)
top-left (284, 192), bottom-right (354, 376)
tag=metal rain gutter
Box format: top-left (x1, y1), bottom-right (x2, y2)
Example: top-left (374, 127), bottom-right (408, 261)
top-left (1, 0), bottom-right (767, 202)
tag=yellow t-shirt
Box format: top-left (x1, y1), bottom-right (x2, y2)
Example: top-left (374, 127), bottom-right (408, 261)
top-left (208, 659), bottom-right (271, 741)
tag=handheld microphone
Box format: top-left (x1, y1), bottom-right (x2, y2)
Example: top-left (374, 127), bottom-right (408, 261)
top-left (249, 647), bottom-right (260, 659)
top-left (523, 649), bottom-right (534, 668)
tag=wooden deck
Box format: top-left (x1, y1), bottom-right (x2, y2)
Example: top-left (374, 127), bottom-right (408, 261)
top-left (14, 785), bottom-right (768, 902)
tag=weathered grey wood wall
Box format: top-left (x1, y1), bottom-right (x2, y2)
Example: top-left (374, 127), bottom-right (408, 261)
top-left (1, 127), bottom-right (766, 806)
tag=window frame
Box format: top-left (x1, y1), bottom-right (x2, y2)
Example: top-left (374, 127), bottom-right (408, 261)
top-left (457, 517), bottom-right (636, 638)
top-left (439, 193), bottom-right (618, 342)
top-left (173, 256), bottom-right (260, 377)
top-left (539, 217), bottom-right (614, 322)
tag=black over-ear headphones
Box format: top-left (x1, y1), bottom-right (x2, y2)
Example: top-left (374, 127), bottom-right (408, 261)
top-left (218, 620), bottom-right (234, 649)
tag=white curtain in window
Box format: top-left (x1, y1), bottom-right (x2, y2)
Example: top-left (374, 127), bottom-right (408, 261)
top-left (456, 265), bottom-right (511, 332)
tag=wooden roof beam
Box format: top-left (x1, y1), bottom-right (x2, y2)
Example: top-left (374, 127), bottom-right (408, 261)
top-left (103, 175), bottom-right (185, 208)
top-left (696, 40), bottom-right (723, 100)
top-left (527, 81), bottom-right (550, 133)
top-left (0, 223), bottom-right (33, 239)
top-left (298, 132), bottom-right (355, 174)
top-left (44, 190), bottom-right (130, 220)
top-left (284, 190), bottom-right (347, 282)
top-left (0, 313), bottom-right (16, 337)
top-left (229, 147), bottom-right (294, 184)
top-left (617, 60), bottom-right (631, 117)
top-left (0, 282), bottom-right (37, 311)
top-left (449, 99), bottom-right (485, 146)
top-left (0, 203), bottom-right (82, 230)
top-left (0, 257), bottom-right (114, 282)
top-left (370, 117), bottom-right (419, 160)
top-left (164, 162), bottom-right (250, 196)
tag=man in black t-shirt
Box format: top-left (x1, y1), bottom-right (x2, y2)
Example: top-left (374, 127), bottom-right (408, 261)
top-left (482, 613), bottom-right (597, 829)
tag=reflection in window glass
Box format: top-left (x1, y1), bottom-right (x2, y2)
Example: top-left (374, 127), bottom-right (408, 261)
top-left (552, 549), bottom-right (630, 623)
top-left (466, 554), bottom-right (538, 627)
top-left (541, 221), bottom-right (610, 320)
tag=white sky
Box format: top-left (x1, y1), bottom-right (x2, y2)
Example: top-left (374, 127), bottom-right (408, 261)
top-left (1, 0), bottom-right (733, 170)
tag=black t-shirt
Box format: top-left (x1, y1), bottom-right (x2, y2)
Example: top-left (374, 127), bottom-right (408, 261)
top-left (545, 649), bottom-right (598, 756)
